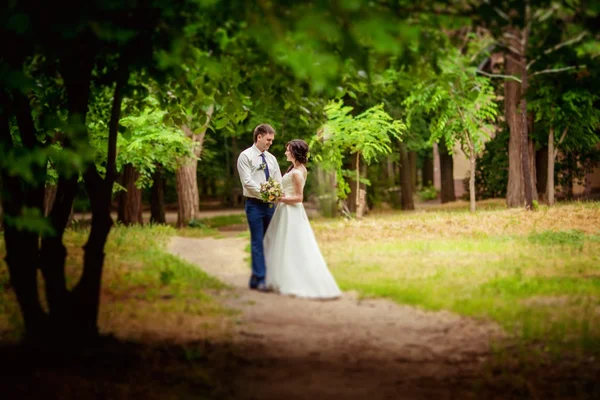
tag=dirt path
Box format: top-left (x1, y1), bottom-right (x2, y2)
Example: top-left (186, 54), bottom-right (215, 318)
top-left (168, 236), bottom-right (505, 400)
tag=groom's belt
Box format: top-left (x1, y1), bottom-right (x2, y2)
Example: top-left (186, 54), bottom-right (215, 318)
top-left (245, 197), bottom-right (269, 205)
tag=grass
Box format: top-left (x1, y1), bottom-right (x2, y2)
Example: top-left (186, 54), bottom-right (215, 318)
top-left (0, 224), bottom-right (238, 398)
top-left (314, 201), bottom-right (600, 355)
top-left (175, 214), bottom-right (248, 238)
top-left (0, 224), bottom-right (232, 343)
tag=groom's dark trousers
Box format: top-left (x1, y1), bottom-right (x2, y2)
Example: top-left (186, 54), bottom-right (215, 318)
top-left (245, 197), bottom-right (275, 288)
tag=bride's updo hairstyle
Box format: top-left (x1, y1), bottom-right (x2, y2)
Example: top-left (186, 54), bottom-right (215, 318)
top-left (286, 139), bottom-right (309, 173)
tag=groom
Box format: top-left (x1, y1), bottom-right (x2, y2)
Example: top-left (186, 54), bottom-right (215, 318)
top-left (237, 123), bottom-right (282, 291)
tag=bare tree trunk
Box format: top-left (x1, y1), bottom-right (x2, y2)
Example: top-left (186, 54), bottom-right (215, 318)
top-left (469, 155), bottom-right (476, 212)
top-left (150, 166), bottom-right (166, 224)
top-left (72, 60), bottom-right (126, 340)
top-left (355, 152), bottom-right (361, 217)
top-left (399, 143), bottom-right (414, 210)
top-left (176, 106), bottom-right (213, 227)
top-left (408, 151), bottom-right (417, 192)
top-left (44, 185), bottom-right (58, 216)
top-left (536, 145), bottom-right (548, 202)
top-left (386, 156), bottom-right (395, 187)
top-left (504, 27), bottom-right (525, 208)
top-left (547, 126), bottom-right (555, 205)
top-left (422, 152), bottom-right (434, 188)
top-left (439, 144), bottom-right (455, 203)
top-left (2, 88), bottom-right (49, 341)
top-left (176, 158), bottom-right (200, 227)
top-left (528, 114), bottom-right (538, 202)
top-left (520, 72), bottom-right (533, 209)
top-left (504, 6), bottom-right (533, 210)
top-left (347, 154), bottom-right (367, 214)
top-left (117, 163), bottom-right (143, 226)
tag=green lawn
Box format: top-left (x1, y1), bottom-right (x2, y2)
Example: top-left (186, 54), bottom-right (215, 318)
top-left (0, 223), bottom-right (231, 342)
top-left (314, 200), bottom-right (600, 354)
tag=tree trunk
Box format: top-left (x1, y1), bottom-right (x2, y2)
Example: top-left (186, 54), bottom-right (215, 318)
top-left (44, 185), bottom-right (57, 216)
top-left (386, 156), bottom-right (395, 187)
top-left (39, 174), bottom-right (79, 337)
top-left (547, 127), bottom-right (555, 206)
top-left (72, 59), bottom-right (126, 340)
top-left (117, 163), bottom-right (143, 226)
top-left (422, 152), bottom-right (434, 188)
top-left (176, 158), bottom-right (200, 227)
top-left (150, 166), bottom-right (166, 224)
top-left (176, 107), bottom-right (213, 227)
top-left (520, 71), bottom-right (533, 210)
top-left (439, 144), bottom-right (455, 203)
top-left (528, 114), bottom-right (538, 202)
top-left (536, 145), bottom-right (548, 202)
top-left (469, 155), bottom-right (476, 213)
top-left (504, 27), bottom-right (525, 208)
top-left (355, 152), bottom-right (360, 213)
top-left (347, 154), bottom-right (367, 214)
top-left (408, 151), bottom-right (417, 192)
top-left (2, 89), bottom-right (49, 342)
top-left (76, 166), bottom-right (114, 338)
top-left (399, 143), bottom-right (414, 210)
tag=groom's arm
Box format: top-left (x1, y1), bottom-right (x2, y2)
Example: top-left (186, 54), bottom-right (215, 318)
top-left (237, 153), bottom-right (261, 198)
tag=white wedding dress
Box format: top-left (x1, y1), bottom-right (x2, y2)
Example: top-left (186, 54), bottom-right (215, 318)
top-left (264, 168), bottom-right (341, 299)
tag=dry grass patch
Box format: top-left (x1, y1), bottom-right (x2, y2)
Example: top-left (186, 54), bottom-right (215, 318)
top-left (313, 201), bottom-right (600, 354)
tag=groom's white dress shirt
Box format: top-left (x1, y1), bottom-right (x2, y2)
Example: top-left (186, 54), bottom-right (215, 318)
top-left (237, 144), bottom-right (282, 200)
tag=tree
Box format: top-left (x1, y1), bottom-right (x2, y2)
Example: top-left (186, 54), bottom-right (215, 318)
top-left (405, 36), bottom-right (498, 212)
top-left (530, 83), bottom-right (600, 205)
top-left (312, 100), bottom-right (405, 218)
top-left (474, 0), bottom-right (596, 209)
top-left (116, 92), bottom-right (194, 225)
top-left (0, 0), bottom-right (197, 344)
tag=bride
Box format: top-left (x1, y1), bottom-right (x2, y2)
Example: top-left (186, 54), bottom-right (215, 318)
top-left (264, 139), bottom-right (341, 299)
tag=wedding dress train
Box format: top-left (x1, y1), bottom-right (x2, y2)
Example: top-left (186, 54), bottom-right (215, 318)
top-left (264, 169), bottom-right (341, 299)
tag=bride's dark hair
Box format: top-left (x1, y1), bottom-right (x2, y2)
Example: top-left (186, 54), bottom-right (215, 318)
top-left (285, 139), bottom-right (309, 173)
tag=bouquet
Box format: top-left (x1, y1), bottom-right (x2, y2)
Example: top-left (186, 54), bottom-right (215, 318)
top-left (260, 177), bottom-right (283, 205)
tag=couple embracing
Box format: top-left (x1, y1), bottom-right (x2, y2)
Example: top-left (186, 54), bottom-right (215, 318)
top-left (236, 123), bottom-right (341, 299)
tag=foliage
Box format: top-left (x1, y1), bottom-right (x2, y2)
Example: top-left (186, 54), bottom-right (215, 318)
top-left (311, 100), bottom-right (405, 200)
top-left (118, 94), bottom-right (193, 188)
top-left (463, 128), bottom-right (510, 200)
top-left (404, 35), bottom-right (498, 156)
top-left (417, 184), bottom-right (439, 201)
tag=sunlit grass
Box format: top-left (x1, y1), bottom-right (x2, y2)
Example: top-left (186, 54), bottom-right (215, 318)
top-left (315, 201), bottom-right (600, 354)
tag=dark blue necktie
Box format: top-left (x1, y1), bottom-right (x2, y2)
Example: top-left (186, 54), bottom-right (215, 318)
top-left (260, 153), bottom-right (270, 180)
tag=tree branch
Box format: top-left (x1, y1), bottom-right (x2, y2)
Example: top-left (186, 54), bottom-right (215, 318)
top-left (493, 6), bottom-right (510, 22)
top-left (530, 65), bottom-right (586, 77)
top-left (476, 69), bottom-right (522, 83)
top-left (106, 61), bottom-right (128, 185)
top-left (553, 126), bottom-right (569, 159)
top-left (527, 31), bottom-right (588, 70)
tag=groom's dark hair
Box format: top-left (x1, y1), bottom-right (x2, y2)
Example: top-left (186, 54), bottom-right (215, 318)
top-left (253, 123), bottom-right (275, 143)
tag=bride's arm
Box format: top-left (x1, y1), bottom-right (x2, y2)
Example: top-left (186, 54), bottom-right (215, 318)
top-left (280, 173), bottom-right (304, 204)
